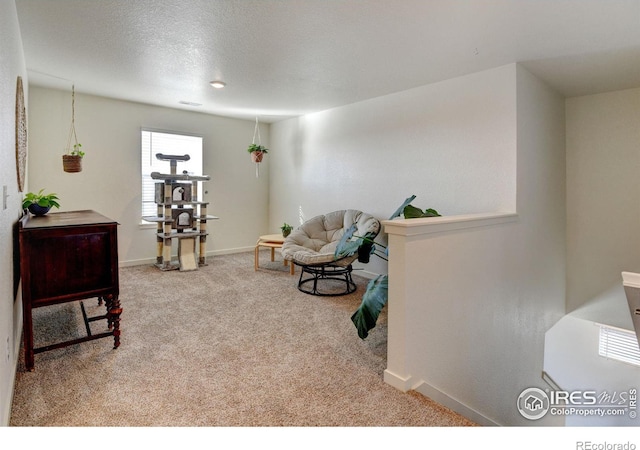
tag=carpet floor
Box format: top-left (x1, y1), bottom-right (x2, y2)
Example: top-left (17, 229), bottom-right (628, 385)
top-left (10, 251), bottom-right (475, 427)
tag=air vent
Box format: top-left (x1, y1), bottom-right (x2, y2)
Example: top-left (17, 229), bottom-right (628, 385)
top-left (598, 324), bottom-right (640, 367)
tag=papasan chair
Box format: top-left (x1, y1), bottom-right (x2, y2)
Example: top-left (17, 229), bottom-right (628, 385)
top-left (281, 210), bottom-right (381, 296)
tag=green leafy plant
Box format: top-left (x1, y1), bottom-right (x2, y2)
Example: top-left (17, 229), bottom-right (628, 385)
top-left (69, 142), bottom-right (85, 157)
top-left (281, 222), bottom-right (293, 233)
top-left (334, 224), bottom-right (385, 263)
top-left (22, 189), bottom-right (60, 210)
top-left (247, 143), bottom-right (269, 154)
top-left (338, 194), bottom-right (442, 339)
top-left (403, 204), bottom-right (440, 218)
top-left (351, 275), bottom-right (388, 339)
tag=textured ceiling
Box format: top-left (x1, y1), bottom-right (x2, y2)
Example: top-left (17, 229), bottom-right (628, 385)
top-left (15, 0), bottom-right (640, 122)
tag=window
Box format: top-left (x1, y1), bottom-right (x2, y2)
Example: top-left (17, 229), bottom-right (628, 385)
top-left (141, 129), bottom-right (203, 219)
top-left (598, 324), bottom-right (640, 367)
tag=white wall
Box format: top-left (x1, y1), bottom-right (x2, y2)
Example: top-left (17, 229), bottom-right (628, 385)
top-left (383, 213), bottom-right (525, 425)
top-left (26, 87), bottom-right (271, 265)
top-left (566, 87), bottom-right (640, 313)
top-left (545, 310), bottom-right (640, 426)
top-left (387, 65), bottom-right (566, 426)
top-left (541, 86), bottom-right (640, 427)
top-left (0, 0), bottom-right (28, 426)
top-left (269, 65), bottom-right (517, 276)
top-left (270, 63), bottom-right (566, 425)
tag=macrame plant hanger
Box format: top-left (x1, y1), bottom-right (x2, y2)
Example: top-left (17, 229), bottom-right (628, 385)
top-left (62, 84), bottom-right (83, 173)
top-left (66, 85), bottom-right (79, 154)
top-left (252, 116), bottom-right (261, 178)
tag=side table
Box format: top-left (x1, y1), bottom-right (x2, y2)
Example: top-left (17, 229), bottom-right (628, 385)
top-left (255, 234), bottom-right (294, 275)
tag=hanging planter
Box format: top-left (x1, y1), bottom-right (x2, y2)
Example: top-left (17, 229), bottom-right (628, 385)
top-left (248, 143), bottom-right (268, 163)
top-left (62, 85), bottom-right (85, 173)
top-left (248, 117), bottom-right (268, 177)
top-left (62, 154), bottom-right (82, 173)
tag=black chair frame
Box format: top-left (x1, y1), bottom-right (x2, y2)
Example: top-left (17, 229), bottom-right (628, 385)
top-left (295, 263), bottom-right (356, 296)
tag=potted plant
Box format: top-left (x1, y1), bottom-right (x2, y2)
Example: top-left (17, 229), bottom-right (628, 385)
top-left (247, 143), bottom-right (268, 163)
top-left (22, 189), bottom-right (60, 216)
top-left (63, 143), bottom-right (84, 173)
top-left (62, 85), bottom-right (84, 173)
top-left (281, 222), bottom-right (293, 238)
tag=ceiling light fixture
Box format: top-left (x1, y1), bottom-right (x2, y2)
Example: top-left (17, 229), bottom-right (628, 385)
top-left (210, 80), bottom-right (226, 89)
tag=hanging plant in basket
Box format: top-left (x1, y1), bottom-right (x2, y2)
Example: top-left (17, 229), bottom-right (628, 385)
top-left (247, 143), bottom-right (268, 163)
top-left (248, 117), bottom-right (268, 177)
top-left (62, 85), bottom-right (85, 173)
top-left (62, 144), bottom-right (84, 173)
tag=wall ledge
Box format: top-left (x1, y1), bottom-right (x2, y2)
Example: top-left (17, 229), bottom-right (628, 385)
top-left (382, 211), bottom-right (518, 237)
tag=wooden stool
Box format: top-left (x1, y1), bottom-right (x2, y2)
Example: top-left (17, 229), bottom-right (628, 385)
top-left (255, 234), bottom-right (294, 275)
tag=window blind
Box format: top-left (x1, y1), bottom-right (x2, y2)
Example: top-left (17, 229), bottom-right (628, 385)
top-left (598, 324), bottom-right (640, 367)
top-left (141, 129), bottom-right (203, 218)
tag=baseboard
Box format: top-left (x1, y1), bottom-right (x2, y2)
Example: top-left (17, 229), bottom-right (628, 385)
top-left (3, 355), bottom-right (18, 427)
top-left (121, 247), bottom-right (386, 273)
top-left (383, 369), bottom-right (415, 391)
top-left (120, 257), bottom-right (155, 267)
top-left (383, 369), bottom-right (498, 426)
top-left (412, 380), bottom-right (499, 426)
top-left (120, 248), bottom-right (383, 276)
top-left (4, 320), bottom-right (22, 427)
top-left (119, 246), bottom-right (255, 267)
top-left (354, 268), bottom-right (380, 280)
top-left (208, 246), bottom-right (255, 256)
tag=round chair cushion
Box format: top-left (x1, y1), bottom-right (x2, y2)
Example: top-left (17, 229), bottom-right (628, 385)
top-left (281, 210), bottom-right (380, 266)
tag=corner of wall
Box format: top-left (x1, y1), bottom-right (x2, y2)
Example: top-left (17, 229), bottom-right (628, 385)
top-left (0, 0), bottom-right (28, 427)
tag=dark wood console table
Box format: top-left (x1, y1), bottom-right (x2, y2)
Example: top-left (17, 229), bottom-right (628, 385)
top-left (19, 210), bottom-right (121, 371)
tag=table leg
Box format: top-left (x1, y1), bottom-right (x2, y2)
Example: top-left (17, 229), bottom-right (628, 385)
top-left (104, 294), bottom-right (122, 349)
top-left (254, 244), bottom-right (259, 271)
top-left (23, 304), bottom-right (35, 371)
